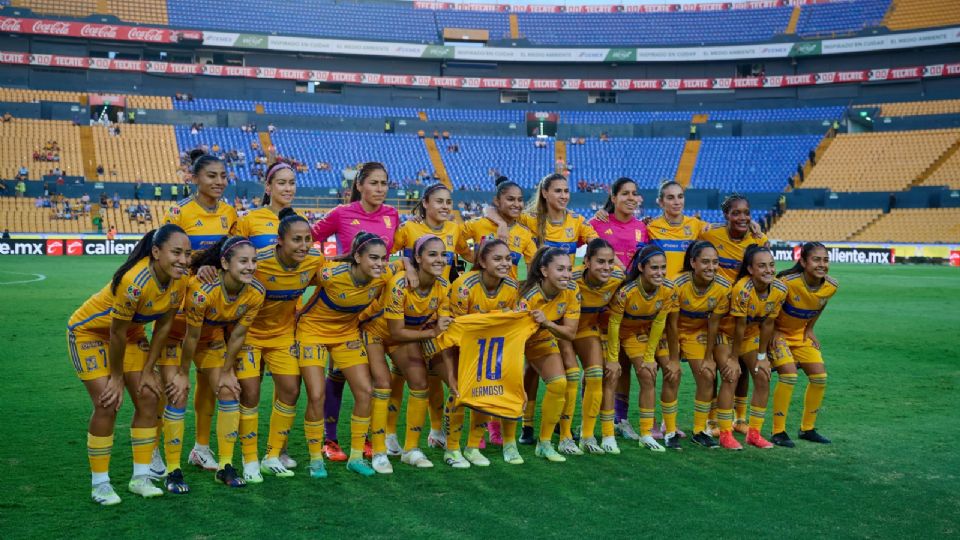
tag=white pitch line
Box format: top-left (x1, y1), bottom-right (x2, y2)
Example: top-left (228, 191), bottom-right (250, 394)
top-left (0, 271), bottom-right (47, 285)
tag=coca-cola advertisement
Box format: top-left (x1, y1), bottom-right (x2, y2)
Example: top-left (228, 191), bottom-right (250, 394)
top-left (0, 16), bottom-right (187, 44)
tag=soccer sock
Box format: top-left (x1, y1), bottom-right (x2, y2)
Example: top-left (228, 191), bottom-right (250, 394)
top-left (349, 415), bottom-right (370, 461)
top-left (580, 366), bottom-right (604, 439)
top-left (324, 371), bottom-right (346, 442)
top-left (427, 373), bottom-right (444, 433)
top-left (708, 397), bottom-right (718, 422)
top-left (130, 427), bottom-right (156, 477)
top-left (371, 387), bottom-right (391, 455)
top-left (444, 397), bottom-right (464, 451)
top-left (772, 373), bottom-right (798, 434)
top-left (693, 400), bottom-right (711, 435)
top-left (638, 407), bottom-right (655, 437)
top-left (801, 373), bottom-right (827, 431)
top-left (194, 376), bottom-right (215, 446)
top-left (403, 389), bottom-right (430, 452)
top-left (748, 405), bottom-right (766, 432)
top-left (466, 411), bottom-right (489, 449)
top-left (614, 392), bottom-right (629, 424)
top-left (162, 405), bottom-right (186, 469)
top-left (661, 399), bottom-right (679, 435)
top-left (523, 400), bottom-right (536, 429)
top-left (87, 433), bottom-right (113, 485)
top-left (304, 419), bottom-right (325, 462)
top-left (558, 367), bottom-right (581, 440)
top-left (386, 363), bottom-right (404, 435)
top-left (239, 405), bottom-right (259, 465)
top-left (265, 400), bottom-right (297, 460)
top-left (734, 396), bottom-right (749, 423)
top-left (599, 409), bottom-right (616, 439)
top-left (502, 419), bottom-right (518, 444)
top-left (538, 375), bottom-right (567, 443)
top-left (717, 408), bottom-right (734, 433)
top-left (215, 399), bottom-right (240, 468)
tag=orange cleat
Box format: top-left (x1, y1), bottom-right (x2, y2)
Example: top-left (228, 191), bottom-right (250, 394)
top-left (323, 440), bottom-right (348, 462)
top-left (746, 428), bottom-right (774, 449)
top-left (733, 421), bottom-right (750, 436)
top-left (363, 439), bottom-right (373, 459)
top-left (718, 430), bottom-right (743, 451)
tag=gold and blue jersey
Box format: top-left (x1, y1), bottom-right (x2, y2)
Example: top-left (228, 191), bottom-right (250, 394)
top-left (519, 211), bottom-right (598, 261)
top-left (458, 217), bottom-right (537, 279)
top-left (646, 215), bottom-right (709, 279)
top-left (247, 246), bottom-right (325, 347)
top-left (699, 227), bottom-right (769, 284)
top-left (393, 219), bottom-right (461, 279)
top-left (608, 279), bottom-right (678, 340)
top-left (184, 274), bottom-right (266, 342)
top-left (517, 281), bottom-right (581, 343)
top-left (164, 197), bottom-right (238, 251)
top-left (449, 270), bottom-right (519, 316)
top-left (775, 273), bottom-right (838, 343)
top-left (722, 276), bottom-right (788, 336)
top-left (673, 271), bottom-right (731, 334)
top-left (573, 266), bottom-right (624, 332)
top-left (237, 207), bottom-right (287, 249)
top-left (297, 261), bottom-right (387, 343)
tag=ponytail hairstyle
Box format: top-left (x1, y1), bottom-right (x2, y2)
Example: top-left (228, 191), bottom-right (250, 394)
top-left (277, 206), bottom-right (309, 240)
top-left (334, 231), bottom-right (386, 264)
top-left (189, 235), bottom-right (253, 274)
top-left (525, 173), bottom-right (567, 242)
top-left (603, 177), bottom-right (638, 215)
top-left (409, 234), bottom-right (443, 271)
top-left (721, 192), bottom-right (749, 217)
top-left (735, 244), bottom-right (773, 283)
top-left (189, 148), bottom-right (222, 177)
top-left (778, 241), bottom-right (827, 280)
top-left (682, 240), bottom-right (717, 273)
top-left (657, 180), bottom-right (682, 204)
top-left (411, 183), bottom-right (450, 221)
top-left (493, 175), bottom-right (522, 213)
top-left (350, 162), bottom-right (387, 203)
top-left (473, 237), bottom-right (509, 272)
top-left (262, 161), bottom-right (295, 207)
top-left (623, 244), bottom-right (666, 286)
top-left (583, 237), bottom-right (614, 262)
top-left (519, 246), bottom-right (567, 297)
top-left (111, 224), bottom-right (187, 294)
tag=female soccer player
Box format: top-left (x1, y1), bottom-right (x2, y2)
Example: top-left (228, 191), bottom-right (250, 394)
top-left (606, 245), bottom-right (680, 452)
top-left (250, 209), bottom-right (325, 478)
top-left (517, 246), bottom-right (582, 463)
top-left (237, 161), bottom-right (298, 249)
top-left (363, 235), bottom-right (451, 472)
top-left (68, 224), bottom-right (190, 505)
top-left (310, 162), bottom-right (400, 462)
top-left (296, 232), bottom-right (389, 477)
top-left (458, 177), bottom-right (537, 280)
top-left (769, 242), bottom-right (837, 447)
top-left (588, 177), bottom-right (647, 268)
top-left (442, 238), bottom-right (520, 467)
top-left (571, 238), bottom-right (625, 455)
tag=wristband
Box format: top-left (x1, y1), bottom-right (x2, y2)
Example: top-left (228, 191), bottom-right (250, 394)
top-left (757, 352), bottom-right (767, 362)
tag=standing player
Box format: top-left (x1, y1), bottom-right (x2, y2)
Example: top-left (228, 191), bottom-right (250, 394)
top-left (589, 177), bottom-right (647, 268)
top-left (237, 161), bottom-right (298, 249)
top-left (68, 224), bottom-right (190, 505)
top-left (458, 177), bottom-right (537, 281)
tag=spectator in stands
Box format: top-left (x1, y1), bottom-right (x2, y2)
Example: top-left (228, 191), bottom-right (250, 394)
top-left (17, 164), bottom-right (28, 180)
top-left (2, 112), bottom-right (12, 123)
top-left (35, 196), bottom-right (44, 208)
top-left (153, 184), bottom-right (162, 200)
top-left (417, 129), bottom-right (425, 139)
top-left (99, 193), bottom-right (109, 207)
top-left (106, 226), bottom-right (116, 240)
top-left (96, 164), bottom-right (104, 177)
top-left (689, 125), bottom-right (698, 141)
top-left (600, 131), bottom-right (609, 142)
top-left (52, 166), bottom-right (62, 177)
top-left (112, 192), bottom-right (120, 208)
top-left (268, 124), bottom-right (276, 134)
top-left (15, 179), bottom-right (26, 198)
top-left (441, 130), bottom-right (450, 140)
top-left (1, 229), bottom-right (9, 240)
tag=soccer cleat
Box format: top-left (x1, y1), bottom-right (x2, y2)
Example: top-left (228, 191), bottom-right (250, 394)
top-left (243, 461), bottom-right (264, 484)
top-left (733, 421), bottom-right (750, 436)
top-left (385, 434), bottom-right (402, 456)
top-left (746, 428), bottom-right (774, 449)
top-left (165, 469), bottom-right (190, 494)
top-left (651, 423), bottom-right (664, 440)
top-left (600, 436), bottom-right (621, 455)
top-left (478, 437), bottom-right (487, 450)
top-left (639, 435), bottom-right (666, 452)
top-left (718, 431), bottom-right (743, 451)
top-left (535, 441), bottom-right (567, 463)
top-left (502, 443), bottom-right (524, 465)
top-left (614, 420), bottom-right (641, 441)
top-left (464, 448), bottom-right (490, 467)
top-left (771, 432), bottom-right (795, 448)
top-left (664, 432), bottom-right (682, 451)
top-left (557, 438), bottom-right (584, 456)
top-left (279, 450), bottom-right (298, 469)
top-left (579, 437), bottom-right (605, 455)
top-left (427, 429), bottom-right (447, 449)
top-left (91, 482), bottom-right (122, 506)
top-left (661, 423), bottom-right (687, 439)
top-left (260, 457), bottom-right (295, 478)
top-left (128, 475), bottom-right (164, 498)
top-left (215, 464), bottom-right (247, 488)
top-left (323, 440), bottom-right (348, 462)
top-left (372, 453), bottom-right (394, 474)
top-left (518, 425), bottom-right (536, 445)
top-left (691, 432), bottom-right (719, 449)
top-left (487, 420), bottom-right (503, 446)
top-left (347, 458), bottom-right (375, 477)
top-left (188, 445), bottom-right (218, 471)
top-left (308, 459), bottom-right (328, 479)
top-left (444, 450), bottom-right (471, 469)
top-left (401, 449), bottom-right (434, 468)
top-left (798, 429), bottom-right (832, 444)
top-left (363, 439), bottom-right (373, 460)
top-left (704, 420), bottom-right (720, 438)
top-left (149, 447), bottom-right (167, 480)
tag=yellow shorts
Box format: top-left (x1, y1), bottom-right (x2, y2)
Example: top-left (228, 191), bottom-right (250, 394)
top-left (679, 331), bottom-right (709, 361)
top-left (574, 323), bottom-right (601, 341)
top-left (157, 340), bottom-right (182, 368)
top-left (770, 336), bottom-right (824, 368)
top-left (234, 345), bottom-right (260, 380)
top-left (195, 340), bottom-right (226, 370)
top-left (421, 337), bottom-right (441, 361)
top-left (525, 336), bottom-right (560, 359)
top-left (620, 334), bottom-right (667, 364)
top-left (739, 333), bottom-right (760, 355)
top-left (301, 340), bottom-right (367, 370)
top-left (68, 330), bottom-right (149, 381)
top-left (253, 343), bottom-right (301, 377)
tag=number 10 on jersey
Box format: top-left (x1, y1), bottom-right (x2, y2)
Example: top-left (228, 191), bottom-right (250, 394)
top-left (476, 337), bottom-right (504, 382)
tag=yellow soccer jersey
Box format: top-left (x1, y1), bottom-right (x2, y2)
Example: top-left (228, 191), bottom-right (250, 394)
top-left (517, 281), bottom-right (581, 343)
top-left (775, 273), bottom-right (838, 343)
top-left (394, 220), bottom-right (460, 279)
top-left (450, 270), bottom-right (519, 316)
top-left (457, 217), bottom-right (537, 279)
top-left (435, 311), bottom-right (540, 420)
top-left (363, 272), bottom-right (451, 338)
top-left (573, 266), bottom-right (624, 334)
top-left (721, 276), bottom-right (788, 337)
top-left (247, 246), bottom-right (326, 347)
top-left (646, 215), bottom-right (709, 279)
top-left (519, 211), bottom-right (598, 262)
top-left (297, 261), bottom-right (385, 344)
top-left (164, 196), bottom-right (238, 251)
top-left (699, 227), bottom-right (769, 284)
top-left (68, 258), bottom-right (186, 337)
top-left (236, 206), bottom-right (288, 249)
top-left (184, 274), bottom-right (266, 342)
top-left (673, 272), bottom-right (732, 334)
top-left (608, 279), bottom-right (678, 340)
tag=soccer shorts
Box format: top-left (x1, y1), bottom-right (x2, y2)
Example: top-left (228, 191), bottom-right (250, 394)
top-left (234, 345), bottom-right (260, 380)
top-left (739, 331), bottom-right (760, 355)
top-left (194, 340), bottom-right (226, 370)
top-left (770, 336), bottom-right (823, 368)
top-left (251, 342), bottom-right (301, 377)
top-left (620, 333), bottom-right (667, 364)
top-left (679, 331), bottom-right (709, 361)
top-left (300, 340), bottom-right (367, 370)
top-left (68, 330), bottom-right (149, 381)
top-left (574, 323), bottom-right (601, 341)
top-left (525, 336), bottom-right (560, 359)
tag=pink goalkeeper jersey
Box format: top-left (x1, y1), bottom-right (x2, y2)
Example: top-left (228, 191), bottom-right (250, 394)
top-left (311, 201), bottom-right (399, 254)
top-left (589, 215), bottom-right (649, 268)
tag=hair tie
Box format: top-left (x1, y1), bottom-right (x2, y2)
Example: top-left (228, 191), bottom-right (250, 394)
top-left (222, 238), bottom-right (253, 258)
top-left (414, 234), bottom-right (440, 255)
top-left (638, 249), bottom-right (665, 266)
top-left (422, 183), bottom-right (447, 201)
top-left (266, 162), bottom-right (293, 183)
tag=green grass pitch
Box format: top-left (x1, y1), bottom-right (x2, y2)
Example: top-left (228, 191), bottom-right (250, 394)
top-left (0, 257), bottom-right (957, 538)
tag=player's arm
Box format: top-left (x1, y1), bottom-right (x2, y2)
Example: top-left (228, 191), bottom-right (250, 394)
top-left (732, 316), bottom-right (746, 363)
top-left (441, 347), bottom-right (459, 398)
top-left (387, 317), bottom-right (439, 342)
top-left (138, 309), bottom-right (175, 398)
top-left (704, 312), bottom-right (722, 368)
top-left (179, 324), bottom-right (202, 373)
top-left (216, 323), bottom-right (248, 398)
top-left (803, 310), bottom-right (824, 349)
top-left (101, 317), bottom-right (132, 410)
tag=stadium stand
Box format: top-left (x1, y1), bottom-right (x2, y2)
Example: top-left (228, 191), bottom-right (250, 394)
top-left (0, 88), bottom-right (82, 104)
top-left (883, 0), bottom-right (960, 31)
top-left (91, 124), bottom-right (180, 184)
top-left (852, 208), bottom-right (960, 242)
top-left (767, 208), bottom-right (884, 241)
top-left (175, 126), bottom-right (261, 182)
top-left (922, 145), bottom-right (960, 189)
top-left (795, 0), bottom-right (891, 37)
top-left (435, 11), bottom-right (512, 40)
top-left (864, 99), bottom-right (960, 117)
top-left (11, 0), bottom-right (169, 25)
top-left (565, 138), bottom-right (685, 191)
top-left (440, 135), bottom-right (557, 190)
top-left (690, 135), bottom-right (822, 192)
top-left (0, 119), bottom-right (82, 181)
top-left (126, 95), bottom-right (173, 110)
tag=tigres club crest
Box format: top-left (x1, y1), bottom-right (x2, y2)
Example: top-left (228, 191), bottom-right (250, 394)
top-left (321, 267), bottom-right (332, 280)
top-left (169, 291), bottom-right (180, 305)
top-left (237, 304), bottom-right (248, 316)
top-left (458, 287), bottom-right (469, 299)
top-left (707, 297), bottom-right (718, 310)
top-left (683, 225), bottom-right (692, 237)
top-left (764, 302), bottom-right (775, 314)
top-left (289, 343), bottom-right (300, 358)
top-left (655, 300), bottom-right (663, 311)
top-left (565, 227), bottom-right (574, 239)
top-left (300, 271), bottom-right (310, 285)
top-left (429, 298), bottom-right (438, 310)
top-left (220, 216), bottom-right (229, 229)
top-left (446, 235), bottom-right (454, 246)
top-left (556, 302), bottom-right (566, 315)
top-left (513, 236), bottom-right (520, 247)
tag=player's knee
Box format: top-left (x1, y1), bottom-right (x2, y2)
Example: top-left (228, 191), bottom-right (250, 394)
top-left (241, 388), bottom-right (260, 408)
top-left (278, 384), bottom-right (300, 405)
top-left (779, 372), bottom-right (798, 385)
top-left (545, 376), bottom-right (566, 397)
top-left (305, 384), bottom-right (325, 407)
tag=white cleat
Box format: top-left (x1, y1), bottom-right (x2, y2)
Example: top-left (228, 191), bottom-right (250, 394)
top-left (91, 482), bottom-right (121, 506)
top-left (385, 434), bottom-right (403, 456)
top-left (127, 476), bottom-right (164, 498)
top-left (187, 445), bottom-right (218, 471)
top-left (260, 457), bottom-right (295, 478)
top-left (427, 429), bottom-right (447, 449)
top-left (579, 437), bottom-right (605, 455)
top-left (557, 438), bottom-right (584, 456)
top-left (372, 453), bottom-right (394, 474)
top-left (243, 461), bottom-right (264, 484)
top-left (443, 450), bottom-right (471, 469)
top-left (401, 448), bottom-right (434, 468)
top-left (615, 420), bottom-right (641, 441)
top-left (639, 435), bottom-right (666, 452)
top-left (149, 447), bottom-right (166, 480)
top-left (279, 450), bottom-right (298, 469)
top-left (502, 443), bottom-right (524, 465)
top-left (463, 448), bottom-right (490, 467)
top-left (600, 436), bottom-right (621, 455)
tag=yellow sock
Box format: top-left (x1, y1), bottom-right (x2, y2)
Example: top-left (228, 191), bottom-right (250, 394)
top-left (130, 427), bottom-right (156, 477)
top-left (717, 408), bottom-right (734, 433)
top-left (734, 396), bottom-right (749, 424)
top-left (216, 399), bottom-right (240, 468)
top-left (638, 407), bottom-right (655, 437)
top-left (599, 409), bottom-right (615, 438)
top-left (661, 399), bottom-right (678, 434)
top-left (371, 387), bottom-right (391, 455)
top-left (748, 405), bottom-right (766, 432)
top-left (87, 433), bottom-right (113, 482)
top-left (523, 400), bottom-right (536, 426)
top-left (445, 396), bottom-right (464, 451)
top-left (349, 415), bottom-right (370, 461)
top-left (802, 373), bottom-right (827, 431)
top-left (194, 376), bottom-right (215, 446)
top-left (502, 419), bottom-right (518, 444)
top-left (265, 400), bottom-right (296, 459)
top-left (558, 368), bottom-right (580, 440)
top-left (239, 405), bottom-right (259, 465)
top-left (427, 373), bottom-right (444, 432)
top-left (162, 405), bottom-right (186, 469)
top-left (580, 366), bottom-right (603, 439)
top-left (708, 397), bottom-right (718, 422)
top-left (693, 400), bottom-right (711, 435)
top-left (386, 365), bottom-right (404, 435)
top-left (772, 373), bottom-right (798, 434)
top-left (403, 389), bottom-right (429, 451)
top-left (466, 411), bottom-right (489, 448)
top-left (538, 375), bottom-right (567, 442)
top-left (304, 419), bottom-right (325, 461)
